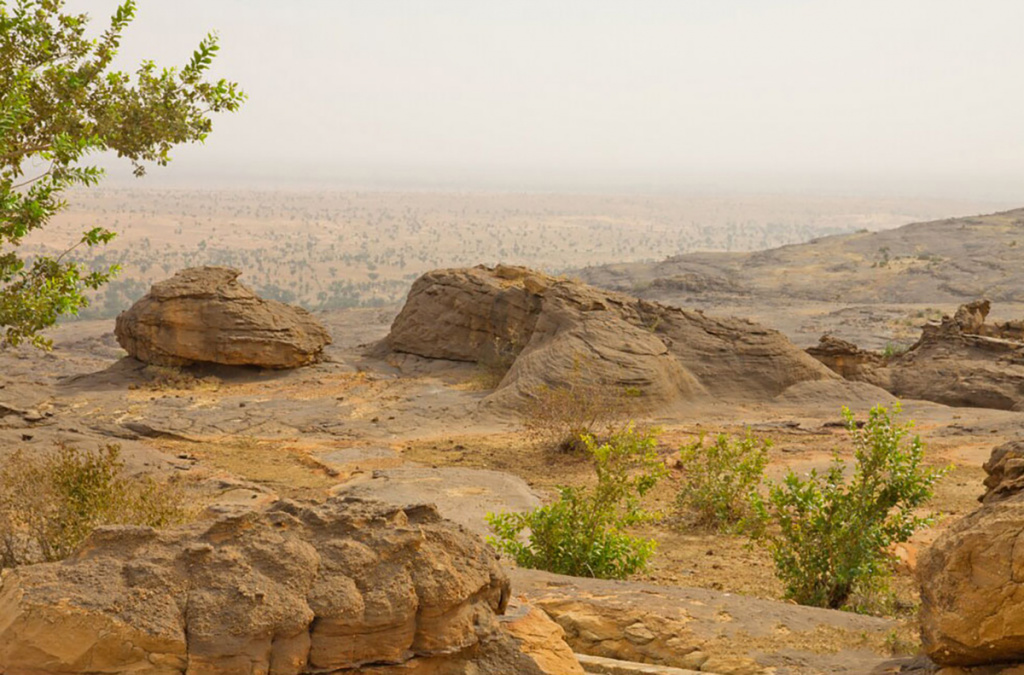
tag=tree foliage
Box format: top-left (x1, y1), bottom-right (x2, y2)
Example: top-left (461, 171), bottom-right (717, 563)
top-left (751, 404), bottom-right (948, 609)
top-left (0, 0), bottom-right (244, 347)
top-left (486, 424), bottom-right (666, 579)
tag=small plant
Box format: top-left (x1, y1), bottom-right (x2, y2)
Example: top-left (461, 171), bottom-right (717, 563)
top-left (0, 443), bottom-right (192, 568)
top-left (750, 404), bottom-right (948, 610)
top-left (473, 330), bottom-right (522, 389)
top-left (881, 342), bottom-right (909, 359)
top-left (676, 431), bottom-right (770, 530)
top-left (486, 424), bottom-right (666, 579)
top-left (520, 355), bottom-right (637, 452)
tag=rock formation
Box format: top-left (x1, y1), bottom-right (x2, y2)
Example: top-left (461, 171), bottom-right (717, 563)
top-left (115, 267), bottom-right (331, 368)
top-left (805, 335), bottom-right (887, 384)
top-left (383, 265), bottom-right (836, 406)
top-left (0, 497), bottom-right (561, 674)
top-left (981, 440), bottom-right (1024, 505)
top-left (919, 490), bottom-right (1024, 667)
top-left (808, 300), bottom-right (1024, 411)
top-left (918, 440), bottom-right (1024, 668)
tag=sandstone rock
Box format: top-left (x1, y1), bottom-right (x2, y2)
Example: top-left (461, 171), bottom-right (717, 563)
top-left (806, 334), bottom-right (889, 385)
top-left (919, 491), bottom-right (1024, 666)
top-left (0, 497), bottom-right (546, 675)
top-left (512, 568), bottom-right (896, 675)
top-left (501, 599), bottom-right (586, 674)
top-left (982, 440), bottom-right (1024, 504)
top-left (808, 301), bottom-right (1024, 412)
top-left (115, 267), bottom-right (331, 368)
top-left (383, 265), bottom-right (835, 407)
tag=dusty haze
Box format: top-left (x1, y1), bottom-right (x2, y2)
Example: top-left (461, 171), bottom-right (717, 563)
top-left (63, 0), bottom-right (1024, 200)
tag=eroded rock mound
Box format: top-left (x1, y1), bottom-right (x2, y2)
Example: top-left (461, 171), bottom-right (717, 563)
top-left (0, 497), bottom-right (552, 675)
top-left (384, 265), bottom-right (835, 406)
top-left (115, 267), bottom-right (331, 368)
top-left (808, 300), bottom-right (1024, 411)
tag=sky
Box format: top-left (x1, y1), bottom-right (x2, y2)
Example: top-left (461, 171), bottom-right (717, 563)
top-left (72, 1), bottom-right (1024, 199)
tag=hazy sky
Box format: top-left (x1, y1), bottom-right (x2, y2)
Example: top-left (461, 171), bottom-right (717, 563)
top-left (75, 1), bottom-right (1024, 199)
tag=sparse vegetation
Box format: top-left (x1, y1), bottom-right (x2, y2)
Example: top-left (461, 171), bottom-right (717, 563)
top-left (676, 431), bottom-right (770, 530)
top-left (473, 331), bottom-right (522, 389)
top-left (881, 342), bottom-right (910, 358)
top-left (0, 0), bottom-right (244, 348)
top-left (0, 443), bottom-right (192, 568)
top-left (520, 355), bottom-right (638, 452)
top-left (486, 424), bottom-right (666, 579)
top-left (750, 404), bottom-right (948, 610)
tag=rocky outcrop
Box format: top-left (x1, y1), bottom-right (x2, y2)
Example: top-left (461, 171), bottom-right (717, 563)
top-left (383, 265), bottom-right (836, 406)
top-left (981, 440), bottom-right (1024, 505)
top-left (808, 300), bottom-right (1024, 411)
top-left (0, 497), bottom-right (557, 675)
top-left (806, 335), bottom-right (888, 385)
top-left (918, 488), bottom-right (1024, 667)
top-left (115, 267), bottom-right (331, 368)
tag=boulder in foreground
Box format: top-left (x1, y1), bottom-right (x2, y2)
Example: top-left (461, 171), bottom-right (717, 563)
top-left (115, 266), bottom-right (330, 368)
top-left (918, 441), bottom-right (1024, 667)
top-left (0, 497), bottom-right (556, 674)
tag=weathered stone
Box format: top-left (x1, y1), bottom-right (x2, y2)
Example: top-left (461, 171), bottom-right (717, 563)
top-left (115, 267), bottom-right (331, 368)
top-left (501, 599), bottom-right (586, 674)
top-left (982, 440), bottom-right (1024, 504)
top-left (919, 491), bottom-right (1024, 666)
top-left (0, 498), bottom-right (543, 674)
top-left (383, 265), bottom-right (836, 408)
top-left (808, 301), bottom-right (1024, 412)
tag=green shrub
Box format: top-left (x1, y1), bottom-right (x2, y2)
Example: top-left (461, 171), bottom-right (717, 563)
top-left (0, 443), bottom-right (192, 568)
top-left (881, 342), bottom-right (910, 359)
top-left (520, 356), bottom-right (638, 453)
top-left (751, 404), bottom-right (948, 609)
top-left (676, 431), bottom-right (770, 530)
top-left (486, 424), bottom-right (666, 579)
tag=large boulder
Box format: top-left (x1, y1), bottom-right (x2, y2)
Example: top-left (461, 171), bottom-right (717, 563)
top-left (918, 490), bottom-right (1024, 667)
top-left (0, 497), bottom-right (555, 675)
top-left (115, 267), bottom-right (331, 368)
top-left (383, 265), bottom-right (836, 407)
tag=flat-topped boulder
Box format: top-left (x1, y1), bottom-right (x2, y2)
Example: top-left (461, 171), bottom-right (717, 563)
top-left (115, 267), bottom-right (331, 368)
top-left (382, 265), bottom-right (836, 407)
top-left (0, 497), bottom-right (561, 674)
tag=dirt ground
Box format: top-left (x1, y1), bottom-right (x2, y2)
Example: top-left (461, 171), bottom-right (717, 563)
top-left (2, 303), bottom-right (1020, 672)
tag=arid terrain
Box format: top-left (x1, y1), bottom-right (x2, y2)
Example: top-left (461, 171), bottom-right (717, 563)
top-left (4, 199), bottom-right (1024, 674)
top-left (21, 188), bottom-right (1008, 319)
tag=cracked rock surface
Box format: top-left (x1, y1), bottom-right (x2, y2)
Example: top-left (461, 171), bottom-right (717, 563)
top-left (0, 497), bottom-right (547, 675)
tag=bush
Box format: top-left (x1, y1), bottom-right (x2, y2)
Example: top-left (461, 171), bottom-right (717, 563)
top-left (0, 443), bottom-right (192, 568)
top-left (520, 356), bottom-right (637, 452)
top-left (676, 431), bottom-right (770, 530)
top-left (486, 424), bottom-right (666, 579)
top-left (751, 404), bottom-right (948, 609)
